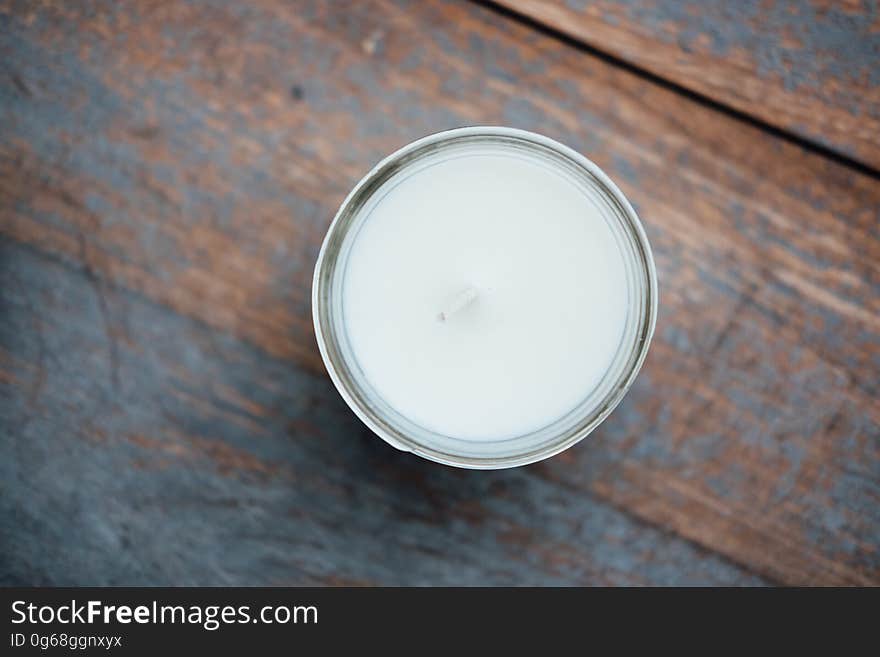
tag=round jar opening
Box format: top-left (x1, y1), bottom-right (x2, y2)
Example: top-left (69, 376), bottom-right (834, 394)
top-left (313, 127), bottom-right (657, 469)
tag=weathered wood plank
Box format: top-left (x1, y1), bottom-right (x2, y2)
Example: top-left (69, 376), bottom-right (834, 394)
top-left (0, 242), bottom-right (769, 585)
top-left (495, 0), bottom-right (880, 169)
top-left (1, 0), bottom-right (878, 584)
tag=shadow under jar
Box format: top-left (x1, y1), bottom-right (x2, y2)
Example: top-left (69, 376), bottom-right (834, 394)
top-left (313, 127), bottom-right (658, 469)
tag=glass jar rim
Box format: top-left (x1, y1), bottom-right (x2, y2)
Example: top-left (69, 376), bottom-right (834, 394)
top-left (312, 126), bottom-right (658, 469)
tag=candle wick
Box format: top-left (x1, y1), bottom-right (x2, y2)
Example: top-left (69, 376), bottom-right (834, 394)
top-left (438, 286), bottom-right (479, 322)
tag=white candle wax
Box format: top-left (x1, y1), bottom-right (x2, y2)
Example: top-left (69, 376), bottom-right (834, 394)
top-left (341, 146), bottom-right (629, 442)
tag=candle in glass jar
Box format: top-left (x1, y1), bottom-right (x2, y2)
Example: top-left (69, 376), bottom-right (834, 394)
top-left (313, 127), bottom-right (657, 468)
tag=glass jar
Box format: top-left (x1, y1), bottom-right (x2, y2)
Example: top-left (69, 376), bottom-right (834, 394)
top-left (312, 126), bottom-right (658, 469)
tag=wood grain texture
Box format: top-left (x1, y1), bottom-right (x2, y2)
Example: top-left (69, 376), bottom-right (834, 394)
top-left (1, 0), bottom-right (878, 585)
top-left (0, 242), bottom-right (769, 585)
top-left (495, 0), bottom-right (880, 170)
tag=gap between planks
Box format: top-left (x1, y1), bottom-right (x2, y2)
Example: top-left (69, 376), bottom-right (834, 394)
top-left (472, 0), bottom-right (880, 181)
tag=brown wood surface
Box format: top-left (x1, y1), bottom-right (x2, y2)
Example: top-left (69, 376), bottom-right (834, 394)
top-left (1, 0), bottom-right (878, 585)
top-left (496, 0), bottom-right (880, 170)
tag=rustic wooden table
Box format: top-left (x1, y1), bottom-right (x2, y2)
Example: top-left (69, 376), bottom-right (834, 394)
top-left (1, 0), bottom-right (878, 586)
